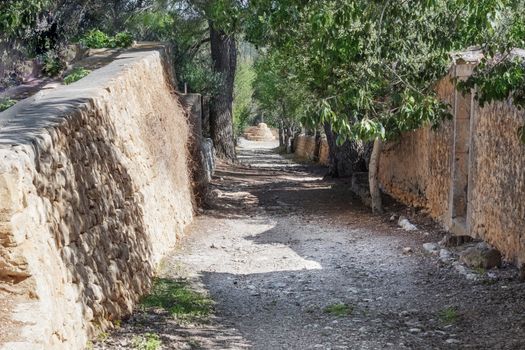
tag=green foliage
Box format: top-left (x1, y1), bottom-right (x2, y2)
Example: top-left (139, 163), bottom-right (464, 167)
top-left (324, 303), bottom-right (353, 317)
top-left (96, 332), bottom-right (109, 342)
top-left (233, 54), bottom-right (256, 137)
top-left (80, 29), bottom-right (111, 48)
top-left (127, 10), bottom-right (176, 41)
top-left (0, 0), bottom-right (49, 37)
top-left (246, 0), bottom-right (525, 143)
top-left (40, 51), bottom-right (64, 76)
top-left (63, 67), bottom-right (92, 85)
top-left (140, 278), bottom-right (213, 322)
top-left (179, 61), bottom-right (224, 97)
top-left (194, 0), bottom-right (246, 35)
top-left (113, 32), bottom-right (134, 48)
top-left (80, 29), bottom-right (133, 49)
top-left (252, 50), bottom-right (311, 131)
top-left (131, 333), bottom-right (162, 350)
top-left (460, 58), bottom-right (525, 109)
top-left (0, 99), bottom-right (17, 112)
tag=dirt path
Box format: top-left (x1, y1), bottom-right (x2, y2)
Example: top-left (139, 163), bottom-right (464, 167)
top-left (97, 139), bottom-right (525, 350)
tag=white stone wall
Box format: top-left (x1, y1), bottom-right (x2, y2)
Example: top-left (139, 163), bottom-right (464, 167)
top-left (0, 46), bottom-right (194, 349)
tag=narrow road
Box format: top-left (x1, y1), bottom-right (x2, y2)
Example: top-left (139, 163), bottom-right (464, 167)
top-left (98, 139), bottom-right (525, 350)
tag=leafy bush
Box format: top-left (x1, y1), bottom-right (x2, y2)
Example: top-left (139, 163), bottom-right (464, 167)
top-left (127, 11), bottom-right (175, 41)
top-left (0, 99), bottom-right (17, 112)
top-left (80, 29), bottom-right (134, 49)
top-left (179, 61), bottom-right (224, 97)
top-left (80, 29), bottom-right (112, 48)
top-left (40, 51), bottom-right (64, 77)
top-left (63, 67), bottom-right (92, 85)
top-left (113, 32), bottom-right (134, 48)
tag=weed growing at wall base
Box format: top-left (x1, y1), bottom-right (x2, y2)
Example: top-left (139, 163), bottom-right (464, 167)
top-left (140, 278), bottom-right (214, 323)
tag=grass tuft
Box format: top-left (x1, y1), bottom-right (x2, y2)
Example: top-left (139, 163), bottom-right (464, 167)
top-left (141, 278), bottom-right (214, 322)
top-left (439, 306), bottom-right (459, 324)
top-left (64, 67), bottom-right (92, 85)
top-left (324, 303), bottom-right (353, 316)
top-left (131, 333), bottom-right (162, 350)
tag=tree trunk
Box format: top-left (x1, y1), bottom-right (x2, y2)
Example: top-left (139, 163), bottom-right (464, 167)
top-left (209, 23), bottom-right (237, 161)
top-left (369, 137), bottom-right (383, 213)
top-left (284, 126), bottom-right (293, 153)
top-left (323, 123), bottom-right (364, 177)
top-left (278, 120), bottom-right (285, 149)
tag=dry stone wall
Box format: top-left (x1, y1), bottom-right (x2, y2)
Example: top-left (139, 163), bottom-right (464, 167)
top-left (294, 135), bottom-right (317, 161)
top-left (293, 135), bottom-right (330, 166)
top-left (0, 45), bottom-right (194, 349)
top-left (378, 73), bottom-right (455, 223)
top-left (378, 62), bottom-right (525, 266)
top-left (318, 139), bottom-right (330, 166)
top-left (469, 101), bottom-right (525, 265)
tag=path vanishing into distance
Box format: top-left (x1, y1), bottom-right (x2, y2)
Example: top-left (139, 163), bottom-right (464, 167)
top-left (97, 139), bottom-right (525, 350)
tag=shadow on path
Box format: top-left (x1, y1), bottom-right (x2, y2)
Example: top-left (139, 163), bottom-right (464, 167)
top-left (97, 138), bottom-right (525, 350)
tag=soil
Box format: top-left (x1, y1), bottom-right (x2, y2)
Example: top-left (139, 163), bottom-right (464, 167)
top-left (95, 139), bottom-right (525, 350)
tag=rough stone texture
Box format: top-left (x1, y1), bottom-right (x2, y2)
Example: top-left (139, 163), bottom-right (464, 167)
top-left (318, 138), bottom-right (330, 166)
top-left (0, 45), bottom-right (194, 349)
top-left (243, 123), bottom-right (276, 141)
top-left (468, 100), bottom-right (525, 265)
top-left (294, 135), bottom-right (317, 161)
top-left (378, 61), bottom-right (525, 266)
top-left (378, 73), bottom-right (455, 223)
top-left (459, 243), bottom-right (502, 269)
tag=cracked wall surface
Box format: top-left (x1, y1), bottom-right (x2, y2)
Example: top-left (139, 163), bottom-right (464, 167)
top-left (0, 45), bottom-right (194, 349)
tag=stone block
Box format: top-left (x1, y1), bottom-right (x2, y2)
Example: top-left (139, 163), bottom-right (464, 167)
top-left (459, 242), bottom-right (502, 269)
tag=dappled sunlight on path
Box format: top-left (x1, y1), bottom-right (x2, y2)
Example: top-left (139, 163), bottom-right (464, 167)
top-left (97, 137), bottom-right (525, 350)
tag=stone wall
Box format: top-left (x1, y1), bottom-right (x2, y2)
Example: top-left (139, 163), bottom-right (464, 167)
top-left (0, 46), bottom-right (194, 349)
top-left (294, 134), bottom-right (337, 167)
top-left (379, 72), bottom-right (455, 223)
top-left (318, 138), bottom-right (330, 166)
top-left (468, 100), bottom-right (525, 265)
top-left (294, 135), bottom-right (317, 161)
top-left (378, 61), bottom-right (525, 266)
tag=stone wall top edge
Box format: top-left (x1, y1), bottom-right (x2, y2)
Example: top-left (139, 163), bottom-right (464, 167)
top-left (0, 46), bottom-right (169, 153)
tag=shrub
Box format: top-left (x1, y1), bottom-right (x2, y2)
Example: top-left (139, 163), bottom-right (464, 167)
top-left (80, 29), bottom-right (112, 49)
top-left (80, 30), bottom-right (134, 49)
top-left (0, 98), bottom-right (17, 112)
top-left (41, 51), bottom-right (64, 77)
top-left (113, 32), bottom-right (134, 48)
top-left (63, 67), bottom-right (92, 85)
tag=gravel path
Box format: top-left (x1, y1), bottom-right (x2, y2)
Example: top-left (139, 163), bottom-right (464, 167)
top-left (97, 139), bottom-right (525, 350)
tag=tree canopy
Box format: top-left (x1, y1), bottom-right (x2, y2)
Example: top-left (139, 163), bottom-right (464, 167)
top-left (246, 0), bottom-right (525, 143)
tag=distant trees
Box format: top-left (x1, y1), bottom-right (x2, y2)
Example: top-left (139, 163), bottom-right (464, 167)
top-left (3, 0), bottom-right (525, 203)
top-left (246, 0), bottom-right (525, 212)
top-left (252, 51), bottom-right (310, 152)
